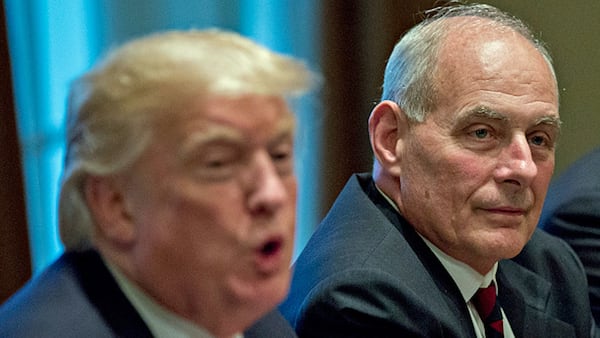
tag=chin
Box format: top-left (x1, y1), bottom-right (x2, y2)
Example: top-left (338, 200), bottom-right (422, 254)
top-left (492, 235), bottom-right (529, 260)
top-left (472, 227), bottom-right (527, 260)
top-left (230, 268), bottom-right (291, 312)
top-left (257, 268), bottom-right (291, 305)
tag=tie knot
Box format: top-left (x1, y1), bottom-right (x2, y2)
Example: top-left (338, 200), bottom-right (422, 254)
top-left (473, 283), bottom-right (497, 318)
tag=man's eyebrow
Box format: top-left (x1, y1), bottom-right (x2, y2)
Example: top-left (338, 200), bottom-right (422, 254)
top-left (178, 127), bottom-right (242, 160)
top-left (457, 106), bottom-right (508, 123)
top-left (471, 106), bottom-right (507, 120)
top-left (177, 116), bottom-right (296, 159)
top-left (535, 115), bottom-right (562, 130)
top-left (460, 106), bottom-right (562, 131)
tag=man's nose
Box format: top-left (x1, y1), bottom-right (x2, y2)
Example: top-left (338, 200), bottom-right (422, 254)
top-left (493, 134), bottom-right (537, 188)
top-left (246, 152), bottom-right (290, 215)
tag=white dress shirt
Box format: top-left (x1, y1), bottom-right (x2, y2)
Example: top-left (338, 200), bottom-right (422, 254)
top-left (421, 237), bottom-right (515, 338)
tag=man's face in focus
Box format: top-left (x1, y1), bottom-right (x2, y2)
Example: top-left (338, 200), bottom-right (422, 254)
top-left (396, 19), bottom-right (560, 274)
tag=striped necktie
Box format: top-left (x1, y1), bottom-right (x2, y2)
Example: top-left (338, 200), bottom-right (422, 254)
top-left (472, 282), bottom-right (504, 338)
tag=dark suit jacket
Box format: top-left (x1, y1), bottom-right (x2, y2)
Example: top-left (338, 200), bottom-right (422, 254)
top-left (539, 146), bottom-right (600, 324)
top-left (280, 173), bottom-right (597, 338)
top-left (0, 249), bottom-right (296, 338)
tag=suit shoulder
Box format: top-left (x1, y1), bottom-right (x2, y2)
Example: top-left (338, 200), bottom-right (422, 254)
top-left (512, 229), bottom-right (585, 282)
top-left (0, 254), bottom-right (114, 337)
top-left (245, 309), bottom-right (297, 338)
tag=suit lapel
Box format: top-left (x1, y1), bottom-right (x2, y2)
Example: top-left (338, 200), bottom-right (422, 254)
top-left (360, 174), bottom-right (477, 338)
top-left (70, 250), bottom-right (154, 338)
top-left (498, 260), bottom-right (576, 338)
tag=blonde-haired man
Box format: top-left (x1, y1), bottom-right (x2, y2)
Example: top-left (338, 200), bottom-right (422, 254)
top-left (0, 29), bottom-right (315, 338)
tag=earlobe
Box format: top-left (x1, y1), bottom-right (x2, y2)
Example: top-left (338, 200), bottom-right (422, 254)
top-left (368, 100), bottom-right (407, 177)
top-left (84, 175), bottom-right (136, 247)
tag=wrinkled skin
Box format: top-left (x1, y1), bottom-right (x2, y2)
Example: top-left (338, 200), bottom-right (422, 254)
top-left (373, 18), bottom-right (560, 275)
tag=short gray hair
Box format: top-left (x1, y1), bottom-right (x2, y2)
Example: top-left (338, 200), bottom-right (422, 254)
top-left (381, 2), bottom-right (556, 122)
top-left (59, 29), bottom-right (316, 250)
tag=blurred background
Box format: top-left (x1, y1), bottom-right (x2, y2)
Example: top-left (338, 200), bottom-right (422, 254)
top-left (2, 0), bottom-right (599, 303)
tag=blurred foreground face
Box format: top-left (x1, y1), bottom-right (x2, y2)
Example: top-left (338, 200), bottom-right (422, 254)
top-left (121, 94), bottom-right (297, 325)
top-left (397, 18), bottom-right (560, 274)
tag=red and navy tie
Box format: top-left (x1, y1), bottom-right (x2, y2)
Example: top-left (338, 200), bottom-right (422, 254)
top-left (472, 282), bottom-right (504, 338)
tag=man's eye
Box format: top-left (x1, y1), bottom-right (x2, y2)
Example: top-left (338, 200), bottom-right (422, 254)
top-left (472, 128), bottom-right (490, 139)
top-left (271, 141), bottom-right (294, 162)
top-left (529, 134), bottom-right (552, 148)
top-left (272, 150), bottom-right (292, 162)
top-left (270, 145), bottom-right (294, 175)
top-left (198, 151), bottom-right (238, 171)
top-left (205, 158), bottom-right (229, 168)
top-left (530, 135), bottom-right (544, 146)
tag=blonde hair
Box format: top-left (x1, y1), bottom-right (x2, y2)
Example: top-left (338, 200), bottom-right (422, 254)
top-left (60, 29), bottom-right (315, 250)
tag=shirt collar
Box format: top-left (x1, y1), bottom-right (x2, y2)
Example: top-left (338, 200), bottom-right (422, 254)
top-left (104, 258), bottom-right (243, 338)
top-left (420, 236), bottom-right (498, 302)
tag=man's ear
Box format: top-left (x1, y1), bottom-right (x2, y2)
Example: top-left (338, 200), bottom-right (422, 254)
top-left (368, 100), bottom-right (408, 177)
top-left (84, 175), bottom-right (136, 247)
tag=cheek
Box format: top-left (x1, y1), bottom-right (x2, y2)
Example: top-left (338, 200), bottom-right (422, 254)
top-left (530, 163), bottom-right (554, 212)
top-left (286, 178), bottom-right (298, 207)
top-left (149, 196), bottom-right (245, 278)
top-left (534, 160), bottom-right (554, 190)
top-left (146, 185), bottom-right (243, 249)
top-left (174, 191), bottom-right (242, 236)
top-left (403, 150), bottom-right (491, 232)
top-left (415, 148), bottom-right (485, 197)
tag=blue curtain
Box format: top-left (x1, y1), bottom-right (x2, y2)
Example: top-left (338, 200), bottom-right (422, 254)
top-left (4, 0), bottom-right (321, 273)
